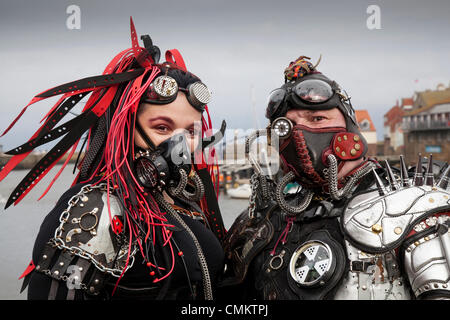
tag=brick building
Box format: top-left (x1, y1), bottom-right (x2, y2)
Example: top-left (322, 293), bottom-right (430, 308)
top-left (355, 110), bottom-right (377, 157)
top-left (402, 85), bottom-right (450, 163)
top-left (383, 98), bottom-right (413, 156)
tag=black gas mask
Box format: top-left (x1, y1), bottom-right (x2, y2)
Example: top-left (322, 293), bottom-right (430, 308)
top-left (133, 117), bottom-right (226, 193)
top-left (134, 131), bottom-right (192, 190)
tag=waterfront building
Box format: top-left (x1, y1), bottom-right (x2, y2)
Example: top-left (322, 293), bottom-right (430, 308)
top-left (402, 85), bottom-right (450, 162)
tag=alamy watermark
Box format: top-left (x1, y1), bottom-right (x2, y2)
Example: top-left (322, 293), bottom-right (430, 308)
top-left (66, 5), bottom-right (81, 30)
top-left (366, 5), bottom-right (381, 30)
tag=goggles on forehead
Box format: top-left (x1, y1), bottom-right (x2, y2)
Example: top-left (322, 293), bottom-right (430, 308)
top-left (142, 75), bottom-right (211, 112)
top-left (266, 79), bottom-right (337, 120)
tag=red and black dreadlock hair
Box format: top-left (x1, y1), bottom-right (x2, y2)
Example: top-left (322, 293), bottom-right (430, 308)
top-left (0, 17), bottom-right (220, 288)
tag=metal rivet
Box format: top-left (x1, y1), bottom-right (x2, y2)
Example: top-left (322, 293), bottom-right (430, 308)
top-left (42, 255), bottom-right (48, 260)
top-left (36, 265), bottom-right (41, 270)
top-left (414, 241), bottom-right (420, 246)
top-left (53, 271), bottom-right (59, 276)
top-left (354, 135), bottom-right (360, 142)
top-left (350, 149), bottom-right (357, 156)
top-left (434, 284), bottom-right (439, 288)
top-left (429, 198), bottom-right (434, 203)
top-left (336, 147), bottom-right (341, 152)
top-left (343, 135), bottom-right (348, 140)
top-left (424, 236), bottom-right (430, 241)
top-left (394, 227), bottom-right (402, 235)
top-left (362, 285), bottom-right (367, 290)
top-left (354, 143), bottom-right (361, 151)
top-left (338, 137), bottom-right (342, 142)
top-left (59, 262), bottom-right (64, 266)
top-left (341, 151), bottom-right (347, 157)
top-left (94, 279), bottom-right (99, 284)
top-left (372, 224), bottom-right (382, 234)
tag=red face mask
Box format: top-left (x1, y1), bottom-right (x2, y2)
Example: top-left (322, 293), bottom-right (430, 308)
top-left (279, 124), bottom-right (367, 188)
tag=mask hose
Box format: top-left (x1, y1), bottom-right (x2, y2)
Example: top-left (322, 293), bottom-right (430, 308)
top-left (326, 154), bottom-right (375, 200)
top-left (275, 171), bottom-right (314, 216)
top-left (168, 168), bottom-right (205, 202)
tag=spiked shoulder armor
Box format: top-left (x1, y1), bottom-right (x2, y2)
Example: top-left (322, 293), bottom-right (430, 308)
top-left (30, 183), bottom-right (137, 297)
top-left (341, 157), bottom-right (450, 299)
top-left (342, 184), bottom-right (450, 253)
top-left (342, 156), bottom-right (450, 252)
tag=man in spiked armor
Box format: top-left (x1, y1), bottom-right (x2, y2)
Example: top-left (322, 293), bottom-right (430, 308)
top-left (222, 56), bottom-right (450, 300)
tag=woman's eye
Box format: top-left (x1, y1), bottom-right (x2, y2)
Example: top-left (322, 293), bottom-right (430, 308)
top-left (156, 125), bottom-right (170, 132)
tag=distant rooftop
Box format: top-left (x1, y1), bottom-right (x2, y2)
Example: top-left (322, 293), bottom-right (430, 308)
top-left (355, 109), bottom-right (376, 132)
top-left (406, 87), bottom-right (450, 116)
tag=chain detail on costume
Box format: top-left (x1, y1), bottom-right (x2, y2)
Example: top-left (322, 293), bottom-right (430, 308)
top-left (327, 154), bottom-right (376, 200)
top-left (153, 191), bottom-right (213, 300)
top-left (51, 183), bottom-right (137, 277)
top-left (275, 171), bottom-right (314, 216)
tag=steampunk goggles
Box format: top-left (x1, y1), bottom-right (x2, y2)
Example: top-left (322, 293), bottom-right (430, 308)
top-left (142, 75), bottom-right (211, 112)
top-left (266, 79), bottom-right (336, 120)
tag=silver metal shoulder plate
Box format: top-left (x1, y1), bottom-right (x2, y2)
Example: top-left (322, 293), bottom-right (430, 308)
top-left (342, 184), bottom-right (450, 253)
top-left (52, 184), bottom-right (137, 277)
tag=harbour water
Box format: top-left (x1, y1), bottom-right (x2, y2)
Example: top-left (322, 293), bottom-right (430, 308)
top-left (0, 165), bottom-right (249, 300)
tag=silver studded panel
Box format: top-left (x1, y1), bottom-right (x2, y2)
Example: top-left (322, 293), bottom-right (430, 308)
top-left (403, 220), bottom-right (450, 297)
top-left (333, 240), bottom-right (410, 300)
top-left (342, 185), bottom-right (450, 252)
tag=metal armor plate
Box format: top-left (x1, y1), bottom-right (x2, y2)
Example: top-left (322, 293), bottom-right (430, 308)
top-left (342, 185), bottom-right (450, 253)
top-left (402, 216), bottom-right (450, 298)
top-left (52, 184), bottom-right (137, 277)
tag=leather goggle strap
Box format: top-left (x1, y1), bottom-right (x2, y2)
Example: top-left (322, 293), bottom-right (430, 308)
top-left (135, 118), bottom-right (156, 150)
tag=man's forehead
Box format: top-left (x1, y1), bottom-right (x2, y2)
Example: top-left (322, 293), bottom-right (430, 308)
top-left (286, 108), bottom-right (340, 115)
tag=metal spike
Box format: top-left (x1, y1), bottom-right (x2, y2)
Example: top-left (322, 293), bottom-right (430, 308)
top-left (424, 154), bottom-right (435, 186)
top-left (372, 168), bottom-right (388, 196)
top-left (384, 160), bottom-right (400, 190)
top-left (399, 155), bottom-right (410, 187)
top-left (437, 165), bottom-right (450, 190)
top-left (413, 153), bottom-right (423, 186)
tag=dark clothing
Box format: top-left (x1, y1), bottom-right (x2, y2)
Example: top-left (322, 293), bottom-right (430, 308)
top-left (26, 182), bottom-right (224, 300)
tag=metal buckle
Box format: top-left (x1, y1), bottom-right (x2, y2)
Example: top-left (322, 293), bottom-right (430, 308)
top-left (350, 260), bottom-right (375, 272)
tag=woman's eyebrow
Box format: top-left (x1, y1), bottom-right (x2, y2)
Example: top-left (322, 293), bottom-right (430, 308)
top-left (148, 116), bottom-right (175, 126)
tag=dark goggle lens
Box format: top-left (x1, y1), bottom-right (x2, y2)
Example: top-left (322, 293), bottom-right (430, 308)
top-left (266, 88), bottom-right (286, 118)
top-left (294, 79), bottom-right (333, 103)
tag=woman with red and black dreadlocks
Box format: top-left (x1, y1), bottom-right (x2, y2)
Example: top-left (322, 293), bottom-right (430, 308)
top-left (0, 18), bottom-right (227, 300)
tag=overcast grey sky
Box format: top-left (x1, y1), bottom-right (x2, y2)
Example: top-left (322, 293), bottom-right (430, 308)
top-left (0, 0), bottom-right (449, 150)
